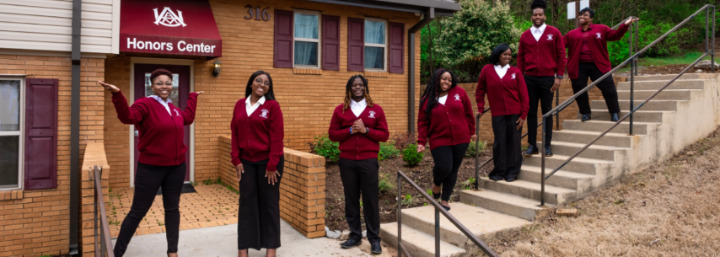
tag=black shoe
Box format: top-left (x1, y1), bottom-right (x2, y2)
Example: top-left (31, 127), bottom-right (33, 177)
top-left (440, 204), bottom-right (451, 211)
top-left (524, 145), bottom-right (539, 156)
top-left (371, 241), bottom-right (382, 255)
top-left (489, 175), bottom-right (503, 181)
top-left (505, 177), bottom-right (517, 182)
top-left (544, 145), bottom-right (553, 157)
top-left (581, 114), bottom-right (591, 122)
top-left (610, 113), bottom-right (619, 122)
top-left (341, 238), bottom-right (362, 249)
top-left (432, 191), bottom-right (440, 200)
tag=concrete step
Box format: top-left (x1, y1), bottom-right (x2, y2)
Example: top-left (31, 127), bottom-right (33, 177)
top-left (397, 203), bottom-right (530, 247)
top-left (552, 130), bottom-right (635, 148)
top-left (589, 109), bottom-right (666, 123)
top-left (562, 119), bottom-right (656, 135)
top-left (591, 99), bottom-right (684, 111)
top-left (549, 141), bottom-right (628, 161)
top-left (477, 177), bottom-right (576, 205)
top-left (616, 79), bottom-right (706, 90)
top-left (523, 153), bottom-right (612, 175)
top-left (630, 73), bottom-right (716, 81)
top-left (460, 190), bottom-right (554, 221)
top-left (380, 222), bottom-right (466, 257)
top-left (616, 89), bottom-right (699, 101)
top-left (519, 165), bottom-right (595, 191)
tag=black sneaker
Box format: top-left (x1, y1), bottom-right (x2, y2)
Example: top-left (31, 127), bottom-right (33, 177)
top-left (524, 145), bottom-right (539, 156)
top-left (544, 145), bottom-right (553, 157)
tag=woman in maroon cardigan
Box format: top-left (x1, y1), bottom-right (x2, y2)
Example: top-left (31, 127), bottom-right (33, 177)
top-left (417, 68), bottom-right (476, 211)
top-left (98, 68), bottom-right (201, 257)
top-left (328, 75), bottom-right (389, 255)
top-left (476, 44), bottom-right (530, 182)
top-left (230, 70), bottom-right (284, 257)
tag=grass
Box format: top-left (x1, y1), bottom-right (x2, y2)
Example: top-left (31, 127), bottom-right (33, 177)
top-left (619, 51), bottom-right (711, 72)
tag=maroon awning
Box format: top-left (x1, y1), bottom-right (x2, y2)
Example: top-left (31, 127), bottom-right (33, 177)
top-left (120, 0), bottom-right (222, 58)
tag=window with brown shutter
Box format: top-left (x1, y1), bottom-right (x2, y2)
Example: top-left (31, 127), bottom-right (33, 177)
top-left (274, 10), bottom-right (294, 68)
top-left (388, 22), bottom-right (404, 74)
top-left (24, 78), bottom-right (58, 190)
top-left (322, 15), bottom-right (340, 71)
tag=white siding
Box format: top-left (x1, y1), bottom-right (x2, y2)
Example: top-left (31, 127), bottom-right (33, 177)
top-left (0, 0), bottom-right (119, 54)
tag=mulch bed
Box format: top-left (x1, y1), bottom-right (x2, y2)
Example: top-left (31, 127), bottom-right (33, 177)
top-left (324, 148), bottom-right (494, 231)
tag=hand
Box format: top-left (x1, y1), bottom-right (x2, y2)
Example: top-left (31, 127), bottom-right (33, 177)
top-left (235, 164), bottom-right (244, 182)
top-left (515, 117), bottom-right (525, 131)
top-left (625, 17), bottom-right (639, 25)
top-left (471, 135), bottom-right (477, 142)
top-left (98, 81), bottom-right (120, 93)
top-left (550, 78), bottom-right (561, 93)
top-left (193, 91), bottom-right (204, 95)
top-left (265, 170), bottom-right (280, 185)
top-left (417, 144), bottom-right (425, 153)
top-left (352, 119), bottom-right (366, 133)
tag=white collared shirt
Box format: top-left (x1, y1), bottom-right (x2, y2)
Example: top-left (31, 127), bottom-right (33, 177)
top-left (245, 96), bottom-right (266, 116)
top-left (531, 23), bottom-right (547, 42)
top-left (494, 64), bottom-right (510, 79)
top-left (148, 95), bottom-right (172, 115)
top-left (437, 94), bottom-right (448, 105)
top-left (351, 98), bottom-right (367, 117)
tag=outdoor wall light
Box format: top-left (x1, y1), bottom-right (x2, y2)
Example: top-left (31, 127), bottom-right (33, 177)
top-left (212, 59), bottom-right (221, 77)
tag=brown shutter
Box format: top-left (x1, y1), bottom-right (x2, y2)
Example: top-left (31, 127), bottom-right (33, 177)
top-left (274, 10), bottom-right (293, 68)
top-left (347, 17), bottom-right (364, 72)
top-left (24, 78), bottom-right (58, 190)
top-left (388, 22), bottom-right (405, 74)
top-left (321, 15), bottom-right (340, 71)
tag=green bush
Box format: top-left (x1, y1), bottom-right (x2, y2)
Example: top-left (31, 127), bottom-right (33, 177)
top-left (378, 174), bottom-right (395, 194)
top-left (402, 143), bottom-right (424, 166)
top-left (310, 133), bottom-right (340, 163)
top-left (379, 140), bottom-right (400, 161)
top-left (465, 140), bottom-right (487, 158)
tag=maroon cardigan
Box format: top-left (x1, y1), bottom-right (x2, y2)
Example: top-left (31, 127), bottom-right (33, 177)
top-left (475, 65), bottom-right (529, 120)
top-left (564, 23), bottom-right (629, 79)
top-left (328, 103), bottom-right (389, 160)
top-left (517, 25), bottom-right (566, 77)
top-left (111, 91), bottom-right (198, 166)
top-left (417, 86), bottom-right (476, 150)
top-left (230, 98), bottom-right (284, 172)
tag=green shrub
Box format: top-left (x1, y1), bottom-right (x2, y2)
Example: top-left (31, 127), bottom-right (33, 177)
top-left (402, 143), bottom-right (424, 166)
top-left (465, 140), bottom-right (487, 158)
top-left (310, 133), bottom-right (340, 163)
top-left (379, 140), bottom-right (401, 161)
top-left (378, 174), bottom-right (395, 194)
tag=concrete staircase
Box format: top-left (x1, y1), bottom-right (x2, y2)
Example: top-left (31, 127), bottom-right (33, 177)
top-left (380, 73), bottom-right (720, 257)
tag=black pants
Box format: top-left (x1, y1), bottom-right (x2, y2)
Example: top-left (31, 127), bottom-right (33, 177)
top-left (238, 156), bottom-right (284, 250)
top-left (114, 162), bottom-right (186, 257)
top-left (525, 75), bottom-right (555, 147)
top-left (490, 115), bottom-right (523, 180)
top-left (430, 143), bottom-right (469, 201)
top-left (338, 158), bottom-right (380, 243)
top-left (571, 62), bottom-right (620, 114)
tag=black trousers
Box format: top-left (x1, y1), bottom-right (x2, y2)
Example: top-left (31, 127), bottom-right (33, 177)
top-left (430, 143), bottom-right (469, 201)
top-left (489, 115), bottom-right (523, 180)
top-left (114, 162), bottom-right (186, 257)
top-left (571, 62), bottom-right (621, 114)
top-left (525, 75), bottom-right (555, 147)
top-left (338, 158), bottom-right (380, 243)
top-left (238, 156), bottom-right (284, 250)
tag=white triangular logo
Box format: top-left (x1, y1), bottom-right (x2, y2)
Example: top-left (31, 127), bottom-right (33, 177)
top-left (153, 7), bottom-right (187, 27)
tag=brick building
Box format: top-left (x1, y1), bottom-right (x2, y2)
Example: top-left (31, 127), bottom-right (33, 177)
top-left (0, 0), bottom-right (459, 256)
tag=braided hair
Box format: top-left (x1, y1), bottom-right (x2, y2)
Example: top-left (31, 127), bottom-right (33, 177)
top-left (342, 74), bottom-right (374, 112)
top-left (419, 68), bottom-right (457, 119)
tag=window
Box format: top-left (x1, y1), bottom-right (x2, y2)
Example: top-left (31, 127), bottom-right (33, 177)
top-left (364, 19), bottom-right (386, 70)
top-left (294, 12), bottom-right (320, 67)
top-left (0, 78), bottom-right (23, 189)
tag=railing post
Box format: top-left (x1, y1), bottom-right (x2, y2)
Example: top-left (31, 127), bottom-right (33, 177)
top-left (712, 5), bottom-right (716, 73)
top-left (629, 24), bottom-right (635, 135)
top-left (474, 114), bottom-right (480, 190)
top-left (540, 122), bottom-right (546, 206)
top-left (555, 91), bottom-right (559, 129)
top-left (435, 208), bottom-right (440, 257)
top-left (397, 172), bottom-right (402, 257)
top-left (634, 21), bottom-right (639, 75)
top-left (93, 167), bottom-right (99, 257)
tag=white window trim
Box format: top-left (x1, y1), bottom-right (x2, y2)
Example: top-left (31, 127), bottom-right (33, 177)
top-left (292, 11), bottom-right (321, 69)
top-left (0, 77), bottom-right (25, 190)
top-left (363, 18), bottom-right (388, 72)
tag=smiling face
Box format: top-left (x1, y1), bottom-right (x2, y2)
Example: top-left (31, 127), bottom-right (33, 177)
top-left (151, 74), bottom-right (173, 100)
top-left (499, 49), bottom-right (512, 66)
top-left (439, 72), bottom-right (452, 93)
top-left (579, 11), bottom-right (593, 26)
top-left (531, 8), bottom-right (546, 27)
top-left (351, 77), bottom-right (365, 100)
top-left (251, 74), bottom-right (270, 98)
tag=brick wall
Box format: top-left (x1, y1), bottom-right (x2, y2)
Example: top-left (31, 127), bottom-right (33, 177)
top-left (218, 136), bottom-right (326, 238)
top-left (79, 140), bottom-right (111, 257)
top-left (0, 54), bottom-right (105, 256)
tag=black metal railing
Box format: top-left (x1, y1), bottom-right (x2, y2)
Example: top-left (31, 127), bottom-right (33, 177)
top-left (539, 4), bottom-right (716, 205)
top-left (397, 170), bottom-right (497, 257)
top-left (92, 165), bottom-right (115, 257)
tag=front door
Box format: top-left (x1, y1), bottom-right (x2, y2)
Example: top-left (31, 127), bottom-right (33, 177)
top-left (132, 63), bottom-right (192, 184)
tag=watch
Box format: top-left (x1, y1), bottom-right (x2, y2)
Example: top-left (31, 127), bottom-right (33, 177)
top-left (556, 75), bottom-right (563, 79)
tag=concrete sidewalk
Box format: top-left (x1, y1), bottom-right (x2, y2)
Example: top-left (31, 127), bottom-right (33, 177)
top-left (114, 220), bottom-right (392, 256)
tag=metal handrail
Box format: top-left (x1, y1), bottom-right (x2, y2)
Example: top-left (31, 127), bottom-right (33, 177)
top-left (397, 170), bottom-right (498, 257)
top-left (539, 4), bottom-right (716, 205)
top-left (93, 165), bottom-right (115, 257)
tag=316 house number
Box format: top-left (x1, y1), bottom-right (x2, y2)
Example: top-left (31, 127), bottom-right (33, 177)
top-left (244, 5), bottom-right (270, 21)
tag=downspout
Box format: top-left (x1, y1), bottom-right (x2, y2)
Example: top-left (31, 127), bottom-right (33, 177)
top-left (69, 0), bottom-right (81, 255)
top-left (408, 8), bottom-right (434, 136)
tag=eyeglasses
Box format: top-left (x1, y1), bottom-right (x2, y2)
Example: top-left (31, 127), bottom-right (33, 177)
top-left (255, 78), bottom-right (270, 86)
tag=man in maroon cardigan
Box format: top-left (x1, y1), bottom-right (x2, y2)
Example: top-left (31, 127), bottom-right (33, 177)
top-left (564, 7), bottom-right (638, 122)
top-left (517, 0), bottom-right (565, 156)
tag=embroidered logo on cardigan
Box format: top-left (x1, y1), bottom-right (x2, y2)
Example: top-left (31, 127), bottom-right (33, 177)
top-left (368, 111), bottom-right (376, 118)
top-left (260, 109), bottom-right (269, 118)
